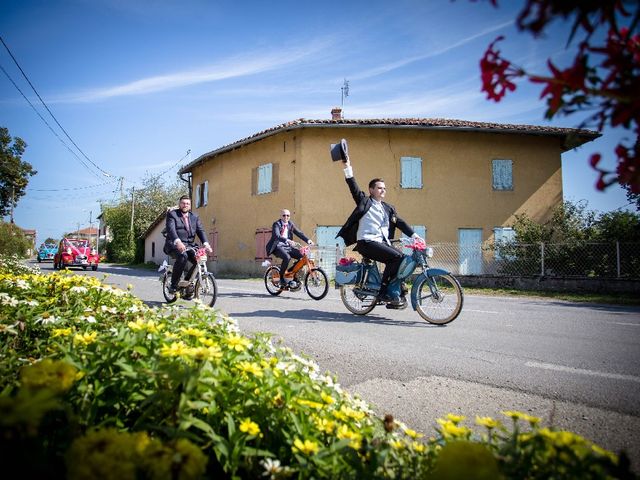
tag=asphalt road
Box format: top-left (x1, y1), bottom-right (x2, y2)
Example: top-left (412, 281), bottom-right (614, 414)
top-left (41, 262), bottom-right (640, 470)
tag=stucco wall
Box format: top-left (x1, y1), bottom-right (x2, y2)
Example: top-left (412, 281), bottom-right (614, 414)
top-left (144, 219), bottom-right (168, 265)
top-left (188, 126), bottom-right (564, 275)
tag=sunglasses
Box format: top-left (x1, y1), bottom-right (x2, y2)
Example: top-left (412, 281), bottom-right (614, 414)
top-left (282, 214), bottom-right (290, 217)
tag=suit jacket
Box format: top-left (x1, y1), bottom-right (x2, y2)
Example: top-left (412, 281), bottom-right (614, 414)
top-left (265, 219), bottom-right (310, 255)
top-left (337, 176), bottom-right (414, 247)
top-left (164, 208), bottom-right (208, 253)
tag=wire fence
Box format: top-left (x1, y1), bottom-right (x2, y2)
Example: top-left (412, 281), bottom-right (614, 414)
top-left (309, 241), bottom-right (640, 279)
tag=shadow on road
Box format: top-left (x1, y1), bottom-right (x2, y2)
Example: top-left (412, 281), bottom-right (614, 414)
top-left (230, 308), bottom-right (443, 328)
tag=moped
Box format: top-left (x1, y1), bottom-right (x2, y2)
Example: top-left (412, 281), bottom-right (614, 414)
top-left (336, 238), bottom-right (463, 325)
top-left (159, 246), bottom-right (218, 307)
top-left (264, 244), bottom-right (329, 300)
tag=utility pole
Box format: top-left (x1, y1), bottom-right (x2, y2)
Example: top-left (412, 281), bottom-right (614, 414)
top-left (130, 187), bottom-right (135, 247)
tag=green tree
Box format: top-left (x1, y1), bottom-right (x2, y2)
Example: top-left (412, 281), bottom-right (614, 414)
top-left (0, 221), bottom-right (31, 256)
top-left (101, 174), bottom-right (186, 263)
top-left (0, 127), bottom-right (36, 217)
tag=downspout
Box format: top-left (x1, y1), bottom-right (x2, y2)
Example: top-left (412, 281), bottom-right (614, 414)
top-left (180, 172), bottom-right (192, 199)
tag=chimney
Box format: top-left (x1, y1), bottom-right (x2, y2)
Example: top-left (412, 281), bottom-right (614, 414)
top-left (331, 107), bottom-right (343, 120)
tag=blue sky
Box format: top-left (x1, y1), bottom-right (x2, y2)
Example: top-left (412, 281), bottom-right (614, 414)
top-left (1, 0), bottom-right (634, 245)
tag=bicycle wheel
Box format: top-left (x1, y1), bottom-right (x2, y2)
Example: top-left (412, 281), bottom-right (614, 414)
top-left (414, 273), bottom-right (463, 325)
top-left (195, 273), bottom-right (218, 307)
top-left (305, 268), bottom-right (329, 300)
top-left (264, 266), bottom-right (283, 296)
top-left (340, 285), bottom-right (377, 315)
top-left (162, 273), bottom-right (178, 304)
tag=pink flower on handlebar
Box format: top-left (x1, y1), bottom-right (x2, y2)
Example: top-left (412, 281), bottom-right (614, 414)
top-left (300, 246), bottom-right (310, 256)
top-left (338, 257), bottom-right (356, 266)
top-left (196, 248), bottom-right (207, 259)
top-left (410, 240), bottom-right (427, 250)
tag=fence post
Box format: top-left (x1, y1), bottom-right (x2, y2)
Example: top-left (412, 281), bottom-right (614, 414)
top-left (540, 242), bottom-right (545, 276)
top-left (616, 241), bottom-right (621, 278)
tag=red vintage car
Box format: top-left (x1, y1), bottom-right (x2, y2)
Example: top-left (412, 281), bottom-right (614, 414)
top-left (53, 237), bottom-right (99, 271)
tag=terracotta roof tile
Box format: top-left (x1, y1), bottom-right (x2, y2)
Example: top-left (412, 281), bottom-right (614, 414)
top-left (180, 117), bottom-right (600, 174)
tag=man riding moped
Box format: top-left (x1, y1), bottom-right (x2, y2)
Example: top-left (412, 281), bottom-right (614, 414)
top-left (336, 150), bottom-right (423, 308)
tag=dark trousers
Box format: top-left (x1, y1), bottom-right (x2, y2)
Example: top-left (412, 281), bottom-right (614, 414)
top-left (356, 240), bottom-right (403, 290)
top-left (170, 247), bottom-right (197, 287)
top-left (273, 244), bottom-right (303, 279)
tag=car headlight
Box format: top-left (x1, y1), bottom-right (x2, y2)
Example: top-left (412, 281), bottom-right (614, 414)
top-left (66, 247), bottom-right (72, 255)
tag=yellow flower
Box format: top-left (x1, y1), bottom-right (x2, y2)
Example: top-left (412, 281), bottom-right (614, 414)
top-left (226, 334), bottom-right (251, 352)
top-left (592, 444), bottom-right (618, 464)
top-left (292, 438), bottom-right (320, 455)
top-left (412, 442), bottom-right (426, 453)
top-left (445, 413), bottom-right (466, 424)
top-left (296, 398), bottom-right (324, 409)
top-left (180, 327), bottom-right (206, 338)
top-left (73, 331), bottom-right (98, 346)
top-left (236, 361), bottom-right (263, 377)
top-left (402, 427), bottom-right (423, 439)
top-left (336, 424), bottom-right (363, 450)
top-left (437, 419), bottom-right (472, 439)
top-left (160, 341), bottom-right (189, 357)
top-left (333, 405), bottom-right (366, 422)
top-left (52, 328), bottom-right (73, 337)
top-left (389, 440), bottom-right (405, 450)
top-left (320, 391), bottom-right (335, 404)
top-left (476, 416), bottom-right (500, 429)
top-left (239, 418), bottom-right (261, 436)
top-left (314, 417), bottom-right (336, 434)
top-left (20, 359), bottom-right (77, 393)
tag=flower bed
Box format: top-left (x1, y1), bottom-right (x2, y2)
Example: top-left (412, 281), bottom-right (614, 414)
top-left (0, 254), bottom-right (631, 479)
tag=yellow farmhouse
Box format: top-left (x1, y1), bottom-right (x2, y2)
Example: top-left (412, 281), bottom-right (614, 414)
top-left (178, 112), bottom-right (598, 277)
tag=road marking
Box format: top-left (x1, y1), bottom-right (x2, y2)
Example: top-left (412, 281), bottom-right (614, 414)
top-left (526, 361), bottom-right (640, 384)
top-left (613, 322), bottom-right (640, 327)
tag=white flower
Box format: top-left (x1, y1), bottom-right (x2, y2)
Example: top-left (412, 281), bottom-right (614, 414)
top-left (70, 286), bottom-right (88, 293)
top-left (36, 315), bottom-right (61, 325)
top-left (22, 300), bottom-right (39, 306)
top-left (260, 458), bottom-right (283, 479)
top-left (127, 305), bottom-right (141, 313)
top-left (100, 305), bottom-right (117, 314)
top-left (82, 315), bottom-right (97, 324)
top-left (0, 293), bottom-right (19, 307)
top-left (15, 279), bottom-right (29, 289)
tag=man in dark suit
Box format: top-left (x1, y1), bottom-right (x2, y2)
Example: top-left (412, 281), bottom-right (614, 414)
top-left (336, 156), bottom-right (423, 306)
top-left (164, 195), bottom-right (212, 293)
top-left (265, 209), bottom-right (314, 288)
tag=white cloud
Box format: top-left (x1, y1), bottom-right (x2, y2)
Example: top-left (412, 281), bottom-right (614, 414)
top-left (54, 41), bottom-right (333, 103)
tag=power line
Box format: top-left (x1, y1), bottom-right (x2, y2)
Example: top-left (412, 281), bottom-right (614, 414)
top-left (27, 179), bottom-right (119, 192)
top-left (0, 34), bottom-right (114, 178)
top-left (0, 63), bottom-right (104, 181)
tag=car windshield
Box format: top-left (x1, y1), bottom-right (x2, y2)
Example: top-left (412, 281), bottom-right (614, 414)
top-left (65, 239), bottom-right (89, 248)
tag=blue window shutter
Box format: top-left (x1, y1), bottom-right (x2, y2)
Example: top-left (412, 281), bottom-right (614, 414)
top-left (492, 159), bottom-right (513, 190)
top-left (194, 184), bottom-right (201, 208)
top-left (401, 157), bottom-right (422, 189)
top-left (257, 163), bottom-right (273, 194)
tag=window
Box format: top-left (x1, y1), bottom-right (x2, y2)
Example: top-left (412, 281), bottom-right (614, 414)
top-left (194, 180), bottom-right (208, 208)
top-left (151, 241), bottom-right (155, 258)
top-left (492, 159), bottom-right (513, 190)
top-left (493, 227), bottom-right (515, 260)
top-left (400, 157), bottom-right (422, 189)
top-left (252, 163), bottom-right (279, 195)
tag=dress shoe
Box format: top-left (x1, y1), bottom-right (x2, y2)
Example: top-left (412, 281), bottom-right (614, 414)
top-left (168, 285), bottom-right (178, 294)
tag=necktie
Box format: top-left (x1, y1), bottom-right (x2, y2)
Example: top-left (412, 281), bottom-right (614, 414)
top-left (280, 223), bottom-right (288, 237)
top-left (183, 214), bottom-right (191, 235)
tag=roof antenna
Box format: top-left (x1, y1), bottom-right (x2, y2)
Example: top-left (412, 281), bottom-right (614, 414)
top-left (341, 79), bottom-right (349, 108)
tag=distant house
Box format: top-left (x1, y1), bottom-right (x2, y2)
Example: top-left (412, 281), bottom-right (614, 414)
top-left (142, 208), bottom-right (172, 265)
top-left (176, 110), bottom-right (598, 276)
top-left (17, 225), bottom-right (36, 256)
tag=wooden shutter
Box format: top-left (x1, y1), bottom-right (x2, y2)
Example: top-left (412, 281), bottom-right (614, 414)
top-left (251, 167), bottom-right (258, 195)
top-left (203, 181), bottom-right (208, 206)
top-left (271, 163), bottom-right (279, 192)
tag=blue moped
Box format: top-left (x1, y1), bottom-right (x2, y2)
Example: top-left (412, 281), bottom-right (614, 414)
top-left (337, 238), bottom-right (463, 325)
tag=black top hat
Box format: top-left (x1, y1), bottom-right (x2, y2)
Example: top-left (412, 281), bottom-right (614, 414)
top-left (330, 138), bottom-right (349, 162)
